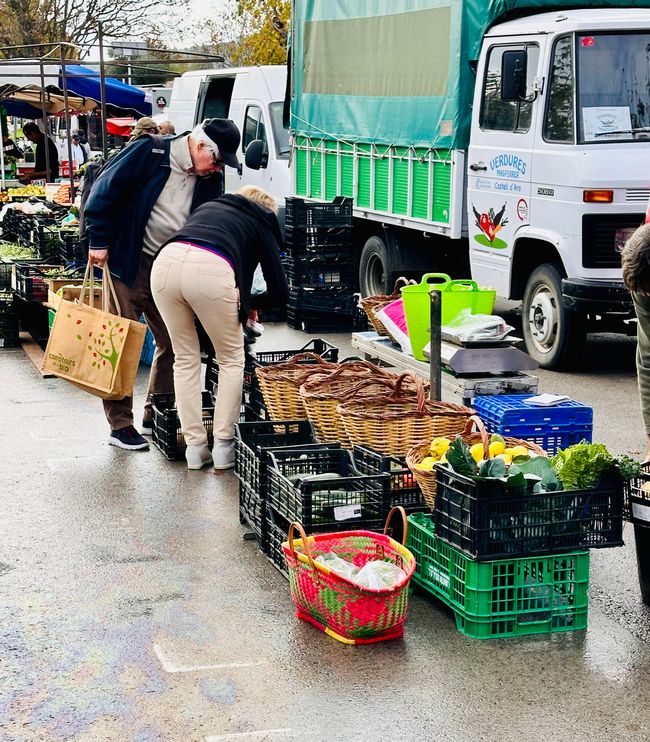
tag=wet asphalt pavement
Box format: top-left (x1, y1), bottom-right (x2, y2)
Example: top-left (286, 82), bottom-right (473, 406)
top-left (1, 318), bottom-right (650, 742)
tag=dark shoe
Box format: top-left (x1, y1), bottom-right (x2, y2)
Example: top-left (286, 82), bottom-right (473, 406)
top-left (109, 425), bottom-right (150, 450)
top-left (141, 418), bottom-right (153, 436)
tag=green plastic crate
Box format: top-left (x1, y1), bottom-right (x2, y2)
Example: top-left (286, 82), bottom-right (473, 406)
top-left (407, 513), bottom-right (590, 639)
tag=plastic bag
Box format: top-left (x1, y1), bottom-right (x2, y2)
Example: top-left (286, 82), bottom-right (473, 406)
top-left (315, 552), bottom-right (360, 581)
top-left (251, 264), bottom-right (267, 296)
top-left (440, 308), bottom-right (514, 342)
top-left (354, 560), bottom-right (406, 589)
top-left (374, 298), bottom-right (413, 356)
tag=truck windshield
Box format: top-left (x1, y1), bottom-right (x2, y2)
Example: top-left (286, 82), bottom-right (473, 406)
top-left (269, 102), bottom-right (290, 159)
top-left (577, 32), bottom-right (650, 143)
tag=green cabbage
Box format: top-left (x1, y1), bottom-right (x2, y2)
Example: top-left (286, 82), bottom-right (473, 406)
top-left (550, 443), bottom-right (614, 490)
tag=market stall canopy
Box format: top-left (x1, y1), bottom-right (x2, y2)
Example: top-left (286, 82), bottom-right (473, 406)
top-left (0, 60), bottom-right (151, 116)
top-left (0, 84), bottom-right (97, 114)
top-left (106, 117), bottom-right (136, 136)
top-left (60, 65), bottom-right (151, 116)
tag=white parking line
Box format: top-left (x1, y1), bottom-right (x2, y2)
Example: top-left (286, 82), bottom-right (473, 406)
top-left (205, 731), bottom-right (293, 741)
top-left (153, 644), bottom-right (266, 673)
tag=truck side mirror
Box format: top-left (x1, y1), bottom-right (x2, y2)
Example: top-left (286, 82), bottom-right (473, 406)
top-left (245, 139), bottom-right (268, 170)
top-left (501, 50), bottom-right (527, 101)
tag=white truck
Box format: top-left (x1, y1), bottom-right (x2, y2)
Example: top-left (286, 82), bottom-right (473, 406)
top-left (165, 65), bottom-right (290, 207)
top-left (289, 1), bottom-right (650, 368)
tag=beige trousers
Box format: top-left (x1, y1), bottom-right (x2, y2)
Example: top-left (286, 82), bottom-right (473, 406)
top-left (151, 242), bottom-right (244, 445)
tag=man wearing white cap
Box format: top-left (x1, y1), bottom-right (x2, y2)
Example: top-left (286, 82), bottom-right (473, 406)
top-left (83, 118), bottom-right (241, 451)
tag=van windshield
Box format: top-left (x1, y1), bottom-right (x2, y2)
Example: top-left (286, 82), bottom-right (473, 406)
top-left (269, 102), bottom-right (290, 159)
top-left (577, 32), bottom-right (650, 143)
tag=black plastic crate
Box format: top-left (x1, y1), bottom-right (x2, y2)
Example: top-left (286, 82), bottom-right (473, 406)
top-left (285, 196), bottom-right (352, 229)
top-left (14, 263), bottom-right (63, 302)
top-left (352, 446), bottom-right (429, 513)
top-left (433, 464), bottom-right (624, 560)
top-left (151, 391), bottom-right (214, 461)
top-left (285, 228), bottom-right (352, 252)
top-left (0, 291), bottom-right (19, 348)
top-left (257, 306), bottom-right (287, 323)
top-left (286, 305), bottom-right (367, 333)
top-left (267, 447), bottom-right (391, 530)
top-left (624, 461), bottom-right (650, 525)
top-left (239, 479), bottom-right (265, 548)
top-left (265, 506), bottom-right (290, 579)
top-left (285, 257), bottom-right (356, 288)
top-left (234, 419), bottom-right (317, 495)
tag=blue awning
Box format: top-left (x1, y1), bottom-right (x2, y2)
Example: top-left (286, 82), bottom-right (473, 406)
top-left (60, 65), bottom-right (151, 116)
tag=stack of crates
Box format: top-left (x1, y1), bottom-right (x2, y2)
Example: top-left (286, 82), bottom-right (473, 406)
top-left (285, 197), bottom-right (363, 331)
top-left (472, 395), bottom-right (593, 455)
top-left (407, 513), bottom-right (590, 639)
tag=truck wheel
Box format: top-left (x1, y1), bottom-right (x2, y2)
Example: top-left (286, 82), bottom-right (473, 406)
top-left (360, 236), bottom-right (392, 296)
top-left (522, 263), bottom-right (586, 369)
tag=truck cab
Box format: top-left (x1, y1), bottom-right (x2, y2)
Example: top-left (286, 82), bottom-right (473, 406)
top-left (165, 66), bottom-right (290, 207)
top-left (468, 10), bottom-right (647, 366)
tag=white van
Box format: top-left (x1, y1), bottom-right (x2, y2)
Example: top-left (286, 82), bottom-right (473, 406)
top-left (165, 65), bottom-right (290, 207)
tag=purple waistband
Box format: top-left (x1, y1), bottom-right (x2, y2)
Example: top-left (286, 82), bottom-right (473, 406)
top-left (175, 240), bottom-right (235, 271)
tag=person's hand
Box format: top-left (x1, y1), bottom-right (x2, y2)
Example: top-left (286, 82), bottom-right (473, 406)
top-left (89, 249), bottom-right (108, 268)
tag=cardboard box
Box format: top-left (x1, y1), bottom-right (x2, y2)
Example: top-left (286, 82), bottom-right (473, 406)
top-left (47, 285), bottom-right (103, 310)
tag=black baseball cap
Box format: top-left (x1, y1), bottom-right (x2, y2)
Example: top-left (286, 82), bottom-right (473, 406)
top-left (202, 118), bottom-right (240, 169)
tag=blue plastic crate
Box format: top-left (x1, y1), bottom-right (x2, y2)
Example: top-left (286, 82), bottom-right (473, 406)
top-left (140, 326), bottom-right (155, 366)
top-left (473, 394), bottom-right (592, 455)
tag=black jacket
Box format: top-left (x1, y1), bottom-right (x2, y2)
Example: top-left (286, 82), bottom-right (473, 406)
top-left (83, 134), bottom-right (223, 286)
top-left (164, 194), bottom-right (289, 325)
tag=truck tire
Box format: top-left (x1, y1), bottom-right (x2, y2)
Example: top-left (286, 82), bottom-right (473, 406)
top-left (360, 235), bottom-right (392, 296)
top-left (522, 263), bottom-right (586, 369)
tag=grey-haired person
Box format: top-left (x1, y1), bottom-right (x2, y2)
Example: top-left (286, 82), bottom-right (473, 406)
top-left (83, 119), bottom-right (241, 451)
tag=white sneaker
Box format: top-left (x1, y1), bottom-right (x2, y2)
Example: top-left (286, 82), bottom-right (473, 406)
top-left (212, 439), bottom-right (235, 470)
top-left (185, 443), bottom-right (213, 470)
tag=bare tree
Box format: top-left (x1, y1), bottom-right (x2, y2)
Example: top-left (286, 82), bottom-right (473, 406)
top-left (0, 0), bottom-right (190, 57)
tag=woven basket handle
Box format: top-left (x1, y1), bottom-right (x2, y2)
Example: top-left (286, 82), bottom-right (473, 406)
top-left (288, 521), bottom-right (315, 569)
top-left (393, 372), bottom-right (427, 413)
top-left (460, 414), bottom-right (490, 459)
top-left (383, 506), bottom-right (408, 546)
top-left (282, 351), bottom-right (331, 368)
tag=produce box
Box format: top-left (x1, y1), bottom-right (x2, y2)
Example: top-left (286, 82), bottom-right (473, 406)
top-left (473, 395), bottom-right (593, 455)
top-left (267, 446), bottom-right (391, 530)
top-left (265, 506), bottom-right (291, 579)
top-left (352, 445), bottom-right (428, 513)
top-left (45, 276), bottom-right (84, 294)
top-left (285, 196), bottom-right (353, 230)
top-left (239, 479), bottom-right (265, 547)
top-left (47, 285), bottom-right (103, 310)
top-left (407, 512), bottom-right (589, 639)
top-left (433, 463), bottom-right (624, 560)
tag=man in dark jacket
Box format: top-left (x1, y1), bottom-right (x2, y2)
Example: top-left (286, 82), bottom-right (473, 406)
top-left (84, 118), bottom-right (241, 451)
top-left (20, 121), bottom-right (59, 182)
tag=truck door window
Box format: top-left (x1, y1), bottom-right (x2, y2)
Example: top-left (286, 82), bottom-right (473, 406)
top-left (243, 105), bottom-right (266, 151)
top-left (481, 45), bottom-right (539, 132)
top-left (544, 36), bottom-right (574, 143)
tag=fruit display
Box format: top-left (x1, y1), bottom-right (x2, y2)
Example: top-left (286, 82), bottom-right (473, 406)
top-left (0, 242), bottom-right (38, 259)
top-left (7, 185), bottom-right (45, 198)
top-left (52, 184), bottom-right (72, 205)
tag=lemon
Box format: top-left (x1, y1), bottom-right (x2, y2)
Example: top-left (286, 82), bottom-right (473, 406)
top-left (469, 443), bottom-right (484, 463)
top-left (416, 456), bottom-right (436, 471)
top-left (488, 441), bottom-right (505, 458)
top-left (430, 437), bottom-right (451, 456)
top-left (509, 445), bottom-right (529, 458)
top-left (490, 433), bottom-right (505, 446)
top-left (495, 453), bottom-right (513, 466)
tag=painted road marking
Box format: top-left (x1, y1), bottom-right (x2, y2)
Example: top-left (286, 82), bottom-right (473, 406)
top-left (153, 644), bottom-right (266, 673)
top-left (205, 731), bottom-right (293, 741)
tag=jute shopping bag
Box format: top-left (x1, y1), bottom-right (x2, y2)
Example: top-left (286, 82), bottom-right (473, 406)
top-left (41, 262), bottom-right (146, 400)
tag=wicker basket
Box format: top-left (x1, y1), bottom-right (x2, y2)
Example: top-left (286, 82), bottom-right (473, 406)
top-left (255, 352), bottom-right (338, 421)
top-left (299, 362), bottom-right (396, 447)
top-left (337, 373), bottom-right (473, 457)
top-left (282, 507), bottom-right (416, 644)
top-left (360, 277), bottom-right (414, 336)
top-left (405, 415), bottom-right (547, 510)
